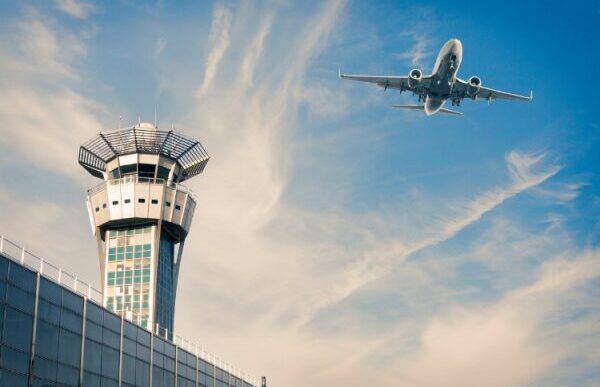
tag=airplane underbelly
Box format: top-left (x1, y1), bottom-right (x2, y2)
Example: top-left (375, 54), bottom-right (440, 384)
top-left (429, 76), bottom-right (452, 96)
top-left (425, 98), bottom-right (444, 115)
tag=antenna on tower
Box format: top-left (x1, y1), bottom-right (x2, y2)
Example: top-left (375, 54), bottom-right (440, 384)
top-left (154, 109), bottom-right (157, 128)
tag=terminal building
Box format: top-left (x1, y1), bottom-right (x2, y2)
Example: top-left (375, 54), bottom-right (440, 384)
top-left (0, 122), bottom-right (262, 387)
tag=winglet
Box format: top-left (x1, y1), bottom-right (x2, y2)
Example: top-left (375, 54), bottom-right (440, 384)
top-left (338, 66), bottom-right (342, 78)
top-left (529, 90), bottom-right (533, 101)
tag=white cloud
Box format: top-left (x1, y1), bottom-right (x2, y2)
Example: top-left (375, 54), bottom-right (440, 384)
top-left (54, 0), bottom-right (94, 19)
top-left (154, 37), bottom-right (168, 58)
top-left (196, 4), bottom-right (233, 98)
top-left (0, 10), bottom-right (103, 180)
top-left (386, 251), bottom-right (600, 387)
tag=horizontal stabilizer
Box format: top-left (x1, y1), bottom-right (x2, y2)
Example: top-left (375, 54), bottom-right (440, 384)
top-left (392, 105), bottom-right (463, 116)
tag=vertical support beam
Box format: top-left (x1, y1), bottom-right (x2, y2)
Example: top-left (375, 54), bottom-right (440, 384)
top-left (149, 324), bottom-right (154, 387)
top-left (79, 299), bottom-right (88, 387)
top-left (174, 343), bottom-right (178, 387)
top-left (118, 315), bottom-right (124, 387)
top-left (195, 345), bottom-right (199, 387)
top-left (26, 272), bottom-right (41, 387)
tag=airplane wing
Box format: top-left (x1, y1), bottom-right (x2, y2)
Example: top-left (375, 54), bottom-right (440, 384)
top-left (393, 105), bottom-right (463, 116)
top-left (455, 78), bottom-right (532, 102)
top-left (340, 72), bottom-right (431, 92)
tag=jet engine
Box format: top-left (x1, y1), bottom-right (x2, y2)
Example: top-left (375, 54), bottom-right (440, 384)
top-left (466, 76), bottom-right (481, 96)
top-left (408, 69), bottom-right (422, 89)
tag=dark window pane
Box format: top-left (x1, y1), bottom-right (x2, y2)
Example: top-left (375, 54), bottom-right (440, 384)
top-left (122, 354), bottom-right (136, 384)
top-left (137, 329), bottom-right (150, 347)
top-left (123, 321), bottom-right (137, 339)
top-left (123, 337), bottom-right (136, 356)
top-left (83, 372), bottom-right (101, 387)
top-left (6, 284), bottom-right (34, 312)
top-left (57, 363), bottom-right (79, 386)
top-left (0, 280), bottom-right (6, 303)
top-left (1, 345), bottom-right (30, 373)
top-left (164, 342), bottom-right (175, 358)
top-left (33, 355), bottom-right (57, 381)
top-left (0, 368), bottom-right (29, 387)
top-left (102, 377), bottom-right (119, 387)
top-left (62, 289), bottom-right (83, 314)
top-left (0, 256), bottom-right (9, 280)
top-left (86, 301), bottom-right (103, 323)
top-left (84, 338), bottom-right (102, 374)
top-left (40, 278), bottom-right (62, 304)
top-left (35, 320), bottom-right (60, 359)
top-left (101, 346), bottom-right (119, 377)
top-left (85, 321), bottom-right (103, 342)
top-left (164, 371), bottom-right (175, 387)
top-left (38, 299), bottom-right (61, 325)
top-left (164, 357), bottom-right (175, 372)
top-left (58, 329), bottom-right (81, 367)
top-left (103, 327), bottom-right (120, 349)
top-left (103, 311), bottom-right (120, 332)
top-left (152, 367), bottom-right (164, 387)
top-left (3, 306), bottom-right (33, 351)
top-left (153, 351), bottom-right (164, 367)
top-left (8, 263), bottom-right (36, 292)
top-left (61, 309), bottom-right (82, 334)
top-left (120, 164), bottom-right (137, 175)
top-left (136, 359), bottom-right (149, 386)
top-left (137, 343), bottom-right (150, 361)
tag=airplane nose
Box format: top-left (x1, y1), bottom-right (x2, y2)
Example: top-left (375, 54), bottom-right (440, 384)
top-left (449, 38), bottom-right (462, 50)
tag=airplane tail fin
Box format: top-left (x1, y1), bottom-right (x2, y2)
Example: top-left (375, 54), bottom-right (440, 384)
top-left (392, 105), bottom-right (463, 116)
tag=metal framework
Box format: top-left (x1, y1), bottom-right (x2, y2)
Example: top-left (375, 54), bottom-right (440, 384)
top-left (79, 127), bottom-right (210, 181)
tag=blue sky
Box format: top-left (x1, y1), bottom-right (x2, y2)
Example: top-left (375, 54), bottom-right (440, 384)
top-left (0, 1), bottom-right (599, 386)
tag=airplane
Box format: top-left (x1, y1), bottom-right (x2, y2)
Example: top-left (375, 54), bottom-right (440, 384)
top-left (340, 38), bottom-right (532, 116)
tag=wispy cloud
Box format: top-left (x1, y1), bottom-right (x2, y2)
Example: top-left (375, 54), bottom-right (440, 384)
top-left (0, 10), bottom-right (103, 179)
top-left (196, 4), bottom-right (233, 98)
top-left (54, 0), bottom-right (95, 19)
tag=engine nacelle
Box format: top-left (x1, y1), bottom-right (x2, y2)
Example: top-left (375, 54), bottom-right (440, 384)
top-left (467, 76), bottom-right (481, 97)
top-left (408, 69), bottom-right (422, 89)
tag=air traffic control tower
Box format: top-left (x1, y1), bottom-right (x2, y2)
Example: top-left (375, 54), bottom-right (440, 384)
top-left (78, 122), bottom-right (209, 335)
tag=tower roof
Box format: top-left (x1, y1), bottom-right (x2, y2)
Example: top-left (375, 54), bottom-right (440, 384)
top-left (79, 124), bottom-right (210, 180)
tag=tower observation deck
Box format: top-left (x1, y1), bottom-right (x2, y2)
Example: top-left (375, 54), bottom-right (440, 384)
top-left (79, 122), bottom-right (209, 335)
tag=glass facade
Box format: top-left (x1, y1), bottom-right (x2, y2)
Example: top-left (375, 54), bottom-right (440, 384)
top-left (156, 231), bottom-right (175, 333)
top-left (104, 225), bottom-right (178, 334)
top-left (104, 225), bottom-right (154, 330)
top-left (0, 253), bottom-right (256, 387)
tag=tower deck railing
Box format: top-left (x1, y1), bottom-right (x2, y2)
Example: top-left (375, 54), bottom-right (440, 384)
top-left (87, 175), bottom-right (197, 201)
top-left (0, 235), bottom-right (257, 386)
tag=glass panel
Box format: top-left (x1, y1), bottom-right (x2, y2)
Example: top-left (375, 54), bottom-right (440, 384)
top-left (101, 346), bottom-right (119, 378)
top-left (7, 283), bottom-right (35, 312)
top-left (62, 289), bottom-right (84, 314)
top-left (58, 329), bottom-right (82, 367)
top-left (61, 309), bottom-right (83, 334)
top-left (8, 263), bottom-right (36, 292)
top-left (38, 299), bottom-right (61, 325)
top-left (1, 345), bottom-right (30, 373)
top-left (40, 277), bottom-right (62, 304)
top-left (3, 306), bottom-right (33, 351)
top-left (0, 256), bottom-right (9, 280)
top-left (35, 319), bottom-right (60, 359)
top-left (33, 355), bottom-right (57, 382)
top-left (57, 363), bottom-right (79, 386)
top-left (0, 368), bottom-right (29, 387)
top-left (84, 338), bottom-right (102, 374)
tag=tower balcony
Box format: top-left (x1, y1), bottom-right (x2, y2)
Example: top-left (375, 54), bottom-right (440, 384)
top-left (87, 175), bottom-right (196, 242)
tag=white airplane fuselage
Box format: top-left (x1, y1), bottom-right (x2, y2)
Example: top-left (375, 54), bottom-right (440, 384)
top-left (424, 39), bottom-right (463, 115)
